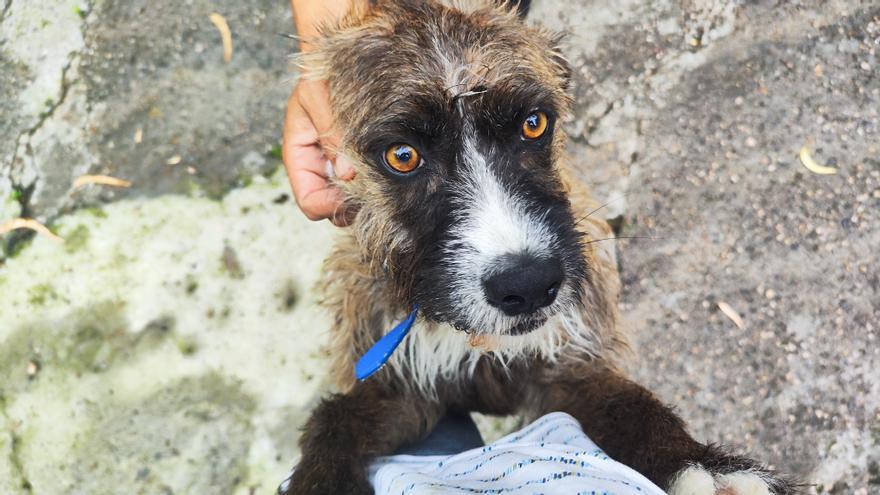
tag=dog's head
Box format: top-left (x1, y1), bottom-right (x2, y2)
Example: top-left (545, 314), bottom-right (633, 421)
top-left (304, 0), bottom-right (593, 338)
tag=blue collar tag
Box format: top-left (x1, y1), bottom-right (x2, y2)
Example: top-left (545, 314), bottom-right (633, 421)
top-left (355, 306), bottom-right (419, 381)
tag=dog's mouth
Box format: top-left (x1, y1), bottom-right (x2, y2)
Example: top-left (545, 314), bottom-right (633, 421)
top-left (506, 315), bottom-right (548, 335)
top-left (446, 309), bottom-right (553, 337)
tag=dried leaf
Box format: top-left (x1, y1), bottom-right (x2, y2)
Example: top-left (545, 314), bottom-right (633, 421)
top-left (799, 145), bottom-right (837, 175)
top-left (0, 218), bottom-right (64, 243)
top-left (72, 174), bottom-right (132, 189)
top-left (717, 301), bottom-right (744, 329)
top-left (209, 13), bottom-right (233, 63)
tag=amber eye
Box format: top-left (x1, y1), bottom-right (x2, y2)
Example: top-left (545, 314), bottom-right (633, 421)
top-left (384, 143), bottom-right (421, 173)
top-left (521, 111), bottom-right (549, 140)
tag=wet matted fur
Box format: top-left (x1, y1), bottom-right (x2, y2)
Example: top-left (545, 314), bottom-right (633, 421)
top-left (281, 1), bottom-right (801, 494)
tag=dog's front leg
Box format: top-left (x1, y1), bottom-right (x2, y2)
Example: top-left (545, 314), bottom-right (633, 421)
top-left (283, 381), bottom-right (442, 495)
top-left (532, 362), bottom-right (799, 495)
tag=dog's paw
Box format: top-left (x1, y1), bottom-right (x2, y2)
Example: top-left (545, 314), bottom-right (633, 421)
top-left (668, 465), bottom-right (792, 495)
top-left (276, 464), bottom-right (373, 495)
top-left (277, 472), bottom-right (294, 495)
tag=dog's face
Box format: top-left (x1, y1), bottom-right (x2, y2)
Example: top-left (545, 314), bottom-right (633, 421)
top-left (310, 0), bottom-right (588, 337)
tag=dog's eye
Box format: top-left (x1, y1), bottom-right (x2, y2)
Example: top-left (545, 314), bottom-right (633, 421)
top-left (521, 111), bottom-right (549, 140)
top-left (384, 144), bottom-right (422, 173)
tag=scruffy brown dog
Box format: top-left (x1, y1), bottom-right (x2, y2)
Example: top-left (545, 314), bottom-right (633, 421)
top-left (283, 1), bottom-right (799, 494)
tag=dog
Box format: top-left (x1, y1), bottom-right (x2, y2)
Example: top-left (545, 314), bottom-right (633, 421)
top-left (282, 1), bottom-right (800, 494)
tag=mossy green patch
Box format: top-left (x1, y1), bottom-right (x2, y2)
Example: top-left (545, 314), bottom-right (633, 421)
top-left (186, 181), bottom-right (204, 197)
top-left (237, 173), bottom-right (253, 188)
top-left (27, 283), bottom-right (58, 306)
top-left (176, 335), bottom-right (198, 356)
top-left (269, 143), bottom-right (283, 161)
top-left (82, 207), bottom-right (108, 219)
top-left (184, 275), bottom-right (199, 295)
top-left (63, 224), bottom-right (90, 253)
top-left (68, 373), bottom-right (255, 495)
top-left (0, 302), bottom-right (175, 396)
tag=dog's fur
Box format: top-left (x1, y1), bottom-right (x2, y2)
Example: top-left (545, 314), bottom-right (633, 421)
top-left (283, 1), bottom-right (800, 494)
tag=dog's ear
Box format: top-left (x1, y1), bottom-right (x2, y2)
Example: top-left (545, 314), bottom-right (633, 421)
top-left (487, 0), bottom-right (530, 19)
top-left (506, 0), bottom-right (531, 19)
top-left (547, 32), bottom-right (572, 89)
top-left (293, 0), bottom-right (375, 81)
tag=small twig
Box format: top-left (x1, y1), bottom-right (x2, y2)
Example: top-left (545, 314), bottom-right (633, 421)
top-left (209, 13), bottom-right (233, 63)
top-left (799, 143), bottom-right (837, 175)
top-left (717, 301), bottom-right (745, 329)
top-left (72, 174), bottom-right (132, 189)
top-left (0, 218), bottom-right (64, 243)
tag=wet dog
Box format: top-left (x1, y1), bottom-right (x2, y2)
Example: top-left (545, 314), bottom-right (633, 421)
top-left (282, 1), bottom-right (799, 493)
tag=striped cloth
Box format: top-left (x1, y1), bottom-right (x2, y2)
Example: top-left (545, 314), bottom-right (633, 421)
top-left (368, 412), bottom-right (666, 495)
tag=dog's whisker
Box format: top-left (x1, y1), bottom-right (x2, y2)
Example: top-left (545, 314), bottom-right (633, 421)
top-left (444, 81), bottom-right (469, 93)
top-left (574, 193), bottom-right (630, 225)
top-left (583, 235), bottom-right (659, 245)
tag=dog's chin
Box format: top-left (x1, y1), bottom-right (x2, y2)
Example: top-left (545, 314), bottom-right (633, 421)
top-left (446, 313), bottom-right (550, 336)
top-left (505, 315), bottom-right (548, 335)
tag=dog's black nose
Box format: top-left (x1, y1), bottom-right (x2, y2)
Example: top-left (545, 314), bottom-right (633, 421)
top-left (483, 256), bottom-right (564, 316)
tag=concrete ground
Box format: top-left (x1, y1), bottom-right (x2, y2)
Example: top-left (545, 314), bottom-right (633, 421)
top-left (1, 0), bottom-right (877, 494)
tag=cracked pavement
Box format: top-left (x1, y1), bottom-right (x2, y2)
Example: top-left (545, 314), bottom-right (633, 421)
top-left (1, 0), bottom-right (878, 494)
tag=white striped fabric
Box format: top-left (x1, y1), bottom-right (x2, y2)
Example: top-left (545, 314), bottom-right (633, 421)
top-left (369, 412), bottom-right (666, 495)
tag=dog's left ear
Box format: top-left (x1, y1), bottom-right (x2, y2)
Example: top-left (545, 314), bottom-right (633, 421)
top-left (505, 0), bottom-right (531, 18)
top-left (504, 0), bottom-right (569, 87)
top-left (548, 33), bottom-right (572, 89)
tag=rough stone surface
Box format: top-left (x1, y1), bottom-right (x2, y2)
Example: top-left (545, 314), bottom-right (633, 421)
top-left (0, 173), bottom-right (334, 494)
top-left (0, 0), bottom-right (294, 228)
top-left (529, 1), bottom-right (879, 492)
top-left (0, 0), bottom-right (877, 494)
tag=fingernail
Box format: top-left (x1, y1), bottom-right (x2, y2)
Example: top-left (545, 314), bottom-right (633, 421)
top-left (334, 155), bottom-right (356, 180)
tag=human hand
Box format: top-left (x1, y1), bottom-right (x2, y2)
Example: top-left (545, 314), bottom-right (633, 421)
top-left (282, 78), bottom-right (356, 226)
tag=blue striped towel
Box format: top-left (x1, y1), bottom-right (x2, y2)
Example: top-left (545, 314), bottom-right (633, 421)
top-left (368, 412), bottom-right (666, 495)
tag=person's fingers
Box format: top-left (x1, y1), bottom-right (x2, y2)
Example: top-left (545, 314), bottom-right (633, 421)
top-left (282, 79), bottom-right (357, 223)
top-left (283, 90), bottom-right (341, 220)
top-left (296, 80), bottom-right (357, 181)
top-left (283, 86), bottom-right (322, 151)
top-left (296, 80), bottom-right (341, 154)
top-left (333, 154), bottom-right (356, 180)
top-left (297, 182), bottom-right (346, 222)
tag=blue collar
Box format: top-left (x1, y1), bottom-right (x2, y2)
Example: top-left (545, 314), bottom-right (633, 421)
top-left (354, 306), bottom-right (419, 380)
